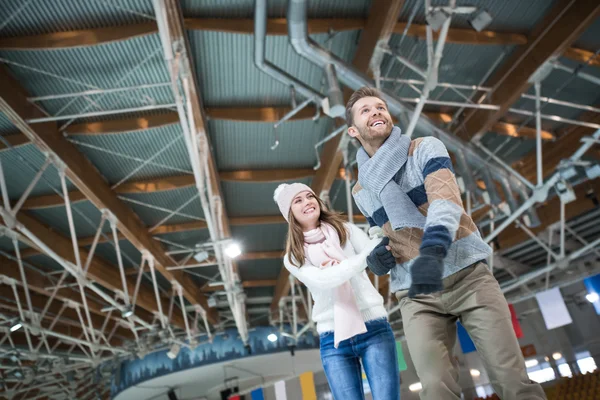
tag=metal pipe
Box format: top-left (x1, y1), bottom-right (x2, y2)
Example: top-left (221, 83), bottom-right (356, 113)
top-left (535, 81), bottom-right (543, 187)
top-left (110, 218), bottom-right (130, 306)
top-left (11, 158), bottom-right (51, 216)
top-left (147, 257), bottom-right (166, 329)
top-left (176, 286), bottom-right (193, 345)
top-left (552, 61), bottom-right (600, 87)
top-left (83, 213), bottom-right (107, 276)
top-left (254, 0), bottom-right (325, 103)
top-left (404, 0), bottom-right (454, 139)
top-left (324, 64), bottom-right (345, 117)
top-left (9, 283), bottom-right (34, 351)
top-left (0, 159), bottom-right (11, 212)
top-left (27, 83), bottom-right (171, 102)
top-left (475, 142), bottom-right (535, 191)
top-left (560, 199), bottom-right (566, 258)
top-left (273, 96), bottom-right (315, 129)
top-left (25, 103), bottom-right (177, 124)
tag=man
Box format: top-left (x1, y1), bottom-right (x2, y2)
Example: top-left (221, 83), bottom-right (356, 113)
top-left (348, 87), bottom-right (546, 400)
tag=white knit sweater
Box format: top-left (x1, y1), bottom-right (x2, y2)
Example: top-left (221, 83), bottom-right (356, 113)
top-left (283, 223), bottom-right (388, 334)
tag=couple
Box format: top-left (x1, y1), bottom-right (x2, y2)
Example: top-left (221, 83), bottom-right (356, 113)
top-left (273, 88), bottom-right (547, 400)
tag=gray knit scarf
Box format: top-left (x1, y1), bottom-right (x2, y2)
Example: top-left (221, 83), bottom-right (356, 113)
top-left (356, 126), bottom-right (426, 230)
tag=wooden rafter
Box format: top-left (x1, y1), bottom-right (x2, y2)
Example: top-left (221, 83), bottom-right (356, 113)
top-left (453, 0), bottom-right (600, 141)
top-left (1, 107), bottom-right (556, 156)
top-left (0, 17), bottom-right (593, 67)
top-left (0, 256), bottom-right (133, 339)
top-left (0, 65), bottom-right (216, 325)
top-left (513, 107), bottom-right (600, 182)
top-left (270, 0), bottom-right (406, 314)
top-left (10, 212), bottom-right (187, 327)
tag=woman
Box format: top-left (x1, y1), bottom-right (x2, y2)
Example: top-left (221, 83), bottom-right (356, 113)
top-left (274, 182), bottom-right (400, 400)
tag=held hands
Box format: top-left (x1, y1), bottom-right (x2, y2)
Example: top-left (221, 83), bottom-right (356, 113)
top-left (408, 245), bottom-right (445, 298)
top-left (366, 237), bottom-right (396, 276)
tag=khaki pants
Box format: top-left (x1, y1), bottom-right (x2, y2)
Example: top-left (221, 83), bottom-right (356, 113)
top-left (396, 263), bottom-right (546, 400)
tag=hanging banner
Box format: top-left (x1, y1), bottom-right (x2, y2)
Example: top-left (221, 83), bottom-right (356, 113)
top-left (509, 304), bottom-right (524, 338)
top-left (251, 388), bottom-right (264, 400)
top-left (299, 372), bottom-right (317, 400)
top-left (535, 287), bottom-right (573, 330)
top-left (274, 381), bottom-right (287, 400)
top-left (396, 341), bottom-right (407, 371)
top-left (457, 321), bottom-right (476, 354)
top-left (521, 344), bottom-right (537, 358)
top-left (583, 274), bottom-right (600, 315)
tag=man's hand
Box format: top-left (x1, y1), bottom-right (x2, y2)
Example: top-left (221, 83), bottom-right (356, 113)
top-left (408, 245), bottom-right (445, 298)
top-left (366, 237), bottom-right (396, 276)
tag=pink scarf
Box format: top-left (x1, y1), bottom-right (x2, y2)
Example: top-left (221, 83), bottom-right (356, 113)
top-left (304, 223), bottom-right (367, 348)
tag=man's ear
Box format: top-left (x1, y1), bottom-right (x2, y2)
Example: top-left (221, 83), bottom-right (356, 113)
top-left (347, 125), bottom-right (359, 138)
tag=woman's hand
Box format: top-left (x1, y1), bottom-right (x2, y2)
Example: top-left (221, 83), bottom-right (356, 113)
top-left (366, 237), bottom-right (396, 276)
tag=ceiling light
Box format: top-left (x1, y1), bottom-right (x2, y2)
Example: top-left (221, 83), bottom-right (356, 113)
top-left (525, 359), bottom-right (539, 368)
top-left (122, 306), bottom-right (133, 318)
top-left (544, 356), bottom-right (550, 362)
top-left (167, 344), bottom-right (180, 360)
top-left (193, 250), bottom-right (209, 263)
top-left (10, 323), bottom-right (22, 333)
top-left (586, 292), bottom-right (599, 303)
top-left (470, 369), bottom-right (481, 377)
top-left (224, 243), bottom-right (242, 259)
top-left (409, 382), bottom-right (422, 392)
top-left (426, 9), bottom-right (450, 32)
top-left (552, 352), bottom-right (562, 360)
top-left (207, 296), bottom-right (217, 308)
top-left (267, 333), bottom-right (278, 343)
top-left (469, 10), bottom-right (492, 32)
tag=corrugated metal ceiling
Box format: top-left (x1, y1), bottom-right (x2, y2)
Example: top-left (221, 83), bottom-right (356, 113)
top-left (188, 30), bottom-right (359, 106)
top-left (222, 178), bottom-right (311, 218)
top-left (230, 223), bottom-right (288, 253)
top-left (209, 118), bottom-right (333, 170)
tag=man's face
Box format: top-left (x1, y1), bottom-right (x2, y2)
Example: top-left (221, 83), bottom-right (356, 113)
top-left (347, 96), bottom-right (393, 144)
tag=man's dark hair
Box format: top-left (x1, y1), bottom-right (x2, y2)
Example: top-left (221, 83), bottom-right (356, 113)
top-left (345, 86), bottom-right (388, 127)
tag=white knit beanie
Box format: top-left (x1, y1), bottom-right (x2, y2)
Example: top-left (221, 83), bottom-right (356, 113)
top-left (273, 183), bottom-right (315, 222)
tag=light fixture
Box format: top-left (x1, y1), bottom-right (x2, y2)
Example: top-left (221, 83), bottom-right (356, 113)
top-left (409, 382), bottom-right (422, 392)
top-left (193, 250), bottom-right (209, 263)
top-left (167, 343), bottom-right (180, 360)
top-left (470, 369), bottom-right (481, 377)
top-left (224, 243), bottom-right (242, 259)
top-left (10, 322), bottom-right (22, 333)
top-left (267, 333), bottom-right (278, 343)
top-left (586, 292), bottom-right (599, 303)
top-left (525, 359), bottom-right (539, 368)
top-left (122, 306), bottom-right (133, 318)
top-left (552, 352), bottom-right (562, 361)
top-left (544, 356), bottom-right (550, 362)
top-left (468, 10), bottom-right (493, 32)
top-left (426, 8), bottom-right (450, 32)
top-left (207, 295), bottom-right (217, 308)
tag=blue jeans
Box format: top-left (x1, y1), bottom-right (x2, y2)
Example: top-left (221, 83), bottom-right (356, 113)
top-left (319, 318), bottom-right (400, 400)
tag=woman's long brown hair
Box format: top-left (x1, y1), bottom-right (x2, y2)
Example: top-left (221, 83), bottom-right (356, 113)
top-left (285, 195), bottom-right (348, 267)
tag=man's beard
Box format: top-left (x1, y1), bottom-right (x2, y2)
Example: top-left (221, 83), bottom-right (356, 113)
top-left (357, 119), bottom-right (393, 143)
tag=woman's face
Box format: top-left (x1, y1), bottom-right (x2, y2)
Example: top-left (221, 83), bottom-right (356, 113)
top-left (290, 191), bottom-right (320, 231)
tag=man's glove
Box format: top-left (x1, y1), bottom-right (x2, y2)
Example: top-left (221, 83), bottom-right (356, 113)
top-left (408, 245), bottom-right (445, 298)
top-left (366, 237), bottom-right (396, 276)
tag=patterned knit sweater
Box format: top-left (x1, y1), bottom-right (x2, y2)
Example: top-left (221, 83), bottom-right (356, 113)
top-left (352, 135), bottom-right (492, 292)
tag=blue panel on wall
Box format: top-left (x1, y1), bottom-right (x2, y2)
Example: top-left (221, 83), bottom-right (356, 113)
top-left (457, 321), bottom-right (476, 354)
top-left (251, 388), bottom-right (265, 400)
top-left (584, 274), bottom-right (600, 315)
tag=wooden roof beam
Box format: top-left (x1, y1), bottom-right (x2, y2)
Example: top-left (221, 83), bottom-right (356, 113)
top-left (0, 65), bottom-right (216, 324)
top-left (0, 16), bottom-right (593, 67)
top-left (453, 0), bottom-right (600, 141)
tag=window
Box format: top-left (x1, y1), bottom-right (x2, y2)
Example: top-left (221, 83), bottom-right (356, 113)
top-left (558, 363), bottom-right (572, 378)
top-left (577, 357), bottom-right (597, 374)
top-left (528, 367), bottom-right (556, 383)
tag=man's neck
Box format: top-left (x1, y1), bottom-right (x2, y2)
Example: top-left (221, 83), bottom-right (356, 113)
top-left (363, 138), bottom-right (386, 157)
